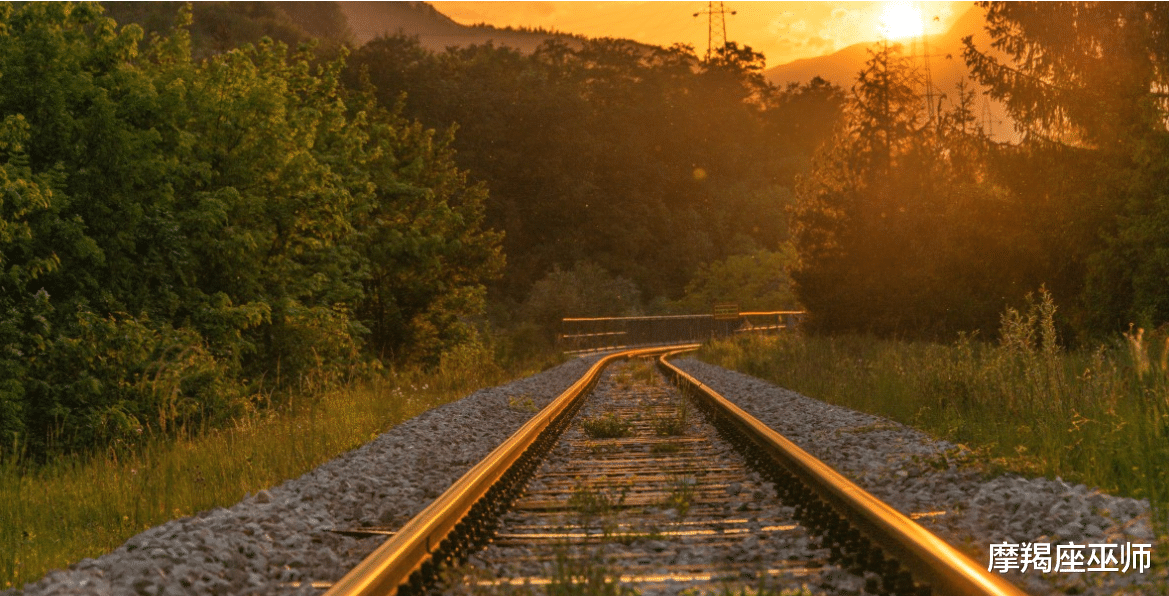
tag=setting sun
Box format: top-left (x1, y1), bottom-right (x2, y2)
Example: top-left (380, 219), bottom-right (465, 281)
top-left (878, 1), bottom-right (925, 40)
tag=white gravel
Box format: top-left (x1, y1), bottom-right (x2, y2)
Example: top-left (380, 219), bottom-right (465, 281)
top-left (9, 354), bottom-right (1164, 596)
top-left (672, 358), bottom-right (1167, 596)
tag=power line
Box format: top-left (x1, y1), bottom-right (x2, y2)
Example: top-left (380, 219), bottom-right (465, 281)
top-left (693, 2), bottom-right (736, 61)
top-left (907, 6), bottom-right (948, 131)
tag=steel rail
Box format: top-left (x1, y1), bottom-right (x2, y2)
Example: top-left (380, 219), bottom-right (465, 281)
top-left (656, 349), bottom-right (1030, 596)
top-left (324, 345), bottom-right (698, 596)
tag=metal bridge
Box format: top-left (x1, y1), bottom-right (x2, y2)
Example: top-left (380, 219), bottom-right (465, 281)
top-left (557, 310), bottom-right (804, 353)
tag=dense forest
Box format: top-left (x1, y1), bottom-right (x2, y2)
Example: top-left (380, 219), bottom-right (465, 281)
top-left (793, 2), bottom-right (1169, 343)
top-left (3, 1), bottom-right (1169, 459)
top-left (0, 2), bottom-right (501, 458)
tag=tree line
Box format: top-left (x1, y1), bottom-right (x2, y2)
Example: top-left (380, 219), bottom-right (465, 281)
top-left (792, 2), bottom-right (1169, 345)
top-left (0, 3), bottom-right (500, 458)
top-left (0, 2), bottom-right (840, 459)
top-left (346, 35), bottom-right (843, 311)
top-left (13, 0), bottom-right (1155, 459)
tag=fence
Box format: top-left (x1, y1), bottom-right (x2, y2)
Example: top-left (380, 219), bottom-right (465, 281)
top-left (558, 311), bottom-right (804, 353)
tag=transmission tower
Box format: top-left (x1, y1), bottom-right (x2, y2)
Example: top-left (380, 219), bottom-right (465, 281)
top-left (907, 7), bottom-right (947, 131)
top-left (693, 2), bottom-right (736, 61)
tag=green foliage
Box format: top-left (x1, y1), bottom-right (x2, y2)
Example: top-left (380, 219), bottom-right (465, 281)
top-left (963, 3), bottom-right (1169, 337)
top-left (23, 309), bottom-right (242, 456)
top-left (522, 262), bottom-right (642, 335)
top-left (347, 35), bottom-right (845, 304)
top-left (700, 323), bottom-right (1169, 518)
top-left (0, 3), bottom-right (501, 459)
top-left (671, 247), bottom-right (800, 314)
top-left (791, 42), bottom-right (1034, 337)
top-left (102, 2), bottom-right (352, 59)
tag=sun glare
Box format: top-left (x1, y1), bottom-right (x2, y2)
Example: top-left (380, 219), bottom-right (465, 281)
top-left (878, 2), bottom-right (925, 40)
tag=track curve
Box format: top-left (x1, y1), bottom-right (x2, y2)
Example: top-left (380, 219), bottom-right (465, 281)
top-left (323, 346), bottom-right (1029, 596)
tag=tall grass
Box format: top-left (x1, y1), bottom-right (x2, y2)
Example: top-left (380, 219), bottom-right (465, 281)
top-left (0, 343), bottom-right (563, 590)
top-left (700, 291), bottom-right (1169, 530)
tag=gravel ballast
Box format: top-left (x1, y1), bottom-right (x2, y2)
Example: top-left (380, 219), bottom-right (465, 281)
top-left (672, 358), bottom-right (1166, 596)
top-left (7, 357), bottom-right (599, 596)
top-left (9, 354), bottom-right (1165, 595)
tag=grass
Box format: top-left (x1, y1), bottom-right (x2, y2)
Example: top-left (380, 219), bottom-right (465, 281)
top-left (0, 350), bottom-right (564, 590)
top-left (611, 358), bottom-right (659, 391)
top-left (507, 393), bottom-right (539, 413)
top-left (650, 441), bottom-right (683, 454)
top-left (662, 475), bottom-right (696, 519)
top-left (650, 398), bottom-right (690, 437)
top-left (580, 414), bottom-right (633, 440)
top-left (568, 483), bottom-right (628, 524)
top-left (546, 549), bottom-right (638, 596)
top-left (698, 292), bottom-right (1169, 536)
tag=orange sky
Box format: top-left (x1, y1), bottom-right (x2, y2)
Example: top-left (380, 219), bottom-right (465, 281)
top-left (430, 1), bottom-right (973, 68)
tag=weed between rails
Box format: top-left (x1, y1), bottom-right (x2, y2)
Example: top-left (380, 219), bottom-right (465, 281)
top-left (569, 483), bottom-right (629, 526)
top-left (580, 414), bottom-right (633, 440)
top-left (662, 475), bottom-right (696, 519)
top-left (546, 549), bottom-right (639, 596)
top-left (611, 358), bottom-right (660, 391)
top-left (650, 398), bottom-right (690, 437)
top-left (650, 441), bottom-right (683, 454)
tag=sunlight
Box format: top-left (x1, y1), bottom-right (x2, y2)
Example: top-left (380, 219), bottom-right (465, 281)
top-left (878, 2), bottom-right (925, 40)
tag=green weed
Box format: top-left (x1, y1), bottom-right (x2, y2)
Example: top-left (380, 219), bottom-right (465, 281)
top-left (651, 399), bottom-right (690, 437)
top-left (547, 549), bottom-right (638, 596)
top-left (0, 353), bottom-right (561, 590)
top-left (662, 475), bottom-right (696, 519)
top-left (580, 414), bottom-right (633, 439)
top-left (568, 483), bottom-right (628, 522)
top-left (507, 394), bottom-right (539, 413)
top-left (650, 441), bottom-right (683, 454)
top-left (698, 292), bottom-right (1169, 538)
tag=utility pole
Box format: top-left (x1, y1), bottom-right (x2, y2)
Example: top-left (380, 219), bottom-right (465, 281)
top-left (693, 2), bottom-right (736, 61)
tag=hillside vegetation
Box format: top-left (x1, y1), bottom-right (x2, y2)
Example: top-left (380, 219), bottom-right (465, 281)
top-left (0, 3), bottom-right (500, 460)
top-left (5, 0), bottom-right (1169, 475)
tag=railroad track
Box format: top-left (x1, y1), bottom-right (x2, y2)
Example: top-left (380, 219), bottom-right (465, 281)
top-left (317, 346), bottom-right (1029, 596)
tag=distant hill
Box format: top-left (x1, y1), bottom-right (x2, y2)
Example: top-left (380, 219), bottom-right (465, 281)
top-left (339, 1), bottom-right (579, 53)
top-left (103, 2), bottom-right (352, 58)
top-left (765, 5), bottom-right (1015, 141)
top-left (766, 5), bottom-right (992, 88)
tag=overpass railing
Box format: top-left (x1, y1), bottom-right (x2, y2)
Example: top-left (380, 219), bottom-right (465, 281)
top-left (558, 311), bottom-right (804, 354)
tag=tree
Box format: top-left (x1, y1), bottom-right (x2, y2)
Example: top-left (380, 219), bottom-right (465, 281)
top-left (346, 34), bottom-right (844, 310)
top-left (0, 2), bottom-right (502, 458)
top-left (672, 248), bottom-right (800, 314)
top-left (521, 262), bottom-right (641, 337)
top-left (792, 42), bottom-right (1032, 337)
top-left (963, 2), bottom-right (1169, 335)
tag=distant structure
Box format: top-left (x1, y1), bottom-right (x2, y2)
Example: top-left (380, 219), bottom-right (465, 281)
top-left (693, 1), bottom-right (736, 61)
top-left (906, 6), bottom-right (945, 131)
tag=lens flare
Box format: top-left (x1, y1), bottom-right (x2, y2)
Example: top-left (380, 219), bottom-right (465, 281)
top-left (878, 2), bottom-right (925, 40)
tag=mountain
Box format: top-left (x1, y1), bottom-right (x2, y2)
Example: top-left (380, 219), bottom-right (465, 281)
top-left (766, 5), bottom-right (993, 87)
top-left (339, 1), bottom-right (577, 53)
top-left (765, 5), bottom-right (1015, 140)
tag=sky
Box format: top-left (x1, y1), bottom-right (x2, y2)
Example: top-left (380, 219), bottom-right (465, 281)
top-left (429, 1), bottom-right (973, 68)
